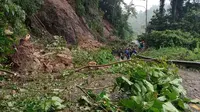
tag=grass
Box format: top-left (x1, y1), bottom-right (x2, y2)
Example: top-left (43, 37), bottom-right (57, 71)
top-left (141, 47), bottom-right (200, 61)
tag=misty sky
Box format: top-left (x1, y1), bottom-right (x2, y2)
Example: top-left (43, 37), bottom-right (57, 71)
top-left (124, 0), bottom-right (170, 12)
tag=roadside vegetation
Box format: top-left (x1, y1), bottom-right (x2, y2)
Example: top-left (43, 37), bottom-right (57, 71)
top-left (0, 0), bottom-right (200, 112)
top-left (1, 48), bottom-right (199, 112)
top-left (142, 47), bottom-right (200, 61)
top-left (139, 1), bottom-right (200, 61)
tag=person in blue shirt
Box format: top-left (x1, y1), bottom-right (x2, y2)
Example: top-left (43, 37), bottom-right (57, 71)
top-left (125, 48), bottom-right (130, 60)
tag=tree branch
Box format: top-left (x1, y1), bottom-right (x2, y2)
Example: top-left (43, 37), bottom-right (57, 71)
top-left (0, 68), bottom-right (16, 76)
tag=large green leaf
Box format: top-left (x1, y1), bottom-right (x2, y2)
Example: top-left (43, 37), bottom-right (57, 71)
top-left (162, 102), bottom-right (179, 112)
top-left (120, 99), bottom-right (135, 110)
top-left (172, 85), bottom-right (186, 96)
top-left (170, 78), bottom-right (182, 86)
top-left (143, 101), bottom-right (154, 110)
top-left (162, 89), bottom-right (178, 101)
top-left (134, 83), bottom-right (142, 93)
top-left (177, 99), bottom-right (185, 110)
top-left (121, 76), bottom-right (133, 85)
top-left (143, 80), bottom-right (154, 92)
top-left (131, 96), bottom-right (142, 105)
top-left (151, 100), bottom-right (164, 111)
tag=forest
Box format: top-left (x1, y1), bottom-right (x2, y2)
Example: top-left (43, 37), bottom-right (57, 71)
top-left (0, 0), bottom-right (200, 112)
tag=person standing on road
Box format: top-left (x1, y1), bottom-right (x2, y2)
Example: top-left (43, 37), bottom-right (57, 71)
top-left (139, 41), bottom-right (145, 50)
top-left (132, 48), bottom-right (137, 56)
top-left (119, 48), bottom-right (124, 60)
top-left (125, 48), bottom-right (130, 60)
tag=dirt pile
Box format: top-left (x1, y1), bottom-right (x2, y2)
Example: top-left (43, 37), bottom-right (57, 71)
top-left (11, 41), bottom-right (73, 75)
top-left (11, 40), bottom-right (42, 74)
top-left (32, 0), bottom-right (102, 49)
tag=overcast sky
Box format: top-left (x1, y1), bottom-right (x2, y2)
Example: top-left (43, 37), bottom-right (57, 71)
top-left (124, 0), bottom-right (170, 12)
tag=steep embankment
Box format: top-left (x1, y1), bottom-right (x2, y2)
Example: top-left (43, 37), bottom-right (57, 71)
top-left (30, 0), bottom-right (116, 49)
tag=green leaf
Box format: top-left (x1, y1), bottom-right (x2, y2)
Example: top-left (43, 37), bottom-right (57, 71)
top-left (149, 107), bottom-right (160, 112)
top-left (163, 89), bottom-right (178, 101)
top-left (143, 80), bottom-right (154, 92)
top-left (7, 102), bottom-right (14, 107)
top-left (134, 83), bottom-right (141, 92)
top-left (151, 100), bottom-right (164, 111)
top-left (157, 96), bottom-right (167, 102)
top-left (162, 102), bottom-right (179, 112)
top-left (170, 78), bottom-right (182, 86)
top-left (120, 99), bottom-right (135, 110)
top-left (143, 101), bottom-right (154, 110)
top-left (121, 76), bottom-right (133, 85)
top-left (139, 82), bottom-right (147, 93)
top-left (177, 99), bottom-right (185, 109)
top-left (52, 96), bottom-right (63, 103)
top-left (131, 96), bottom-right (142, 104)
top-left (41, 101), bottom-right (52, 111)
top-left (99, 91), bottom-right (110, 100)
top-left (172, 85), bottom-right (186, 96)
top-left (54, 102), bottom-right (66, 110)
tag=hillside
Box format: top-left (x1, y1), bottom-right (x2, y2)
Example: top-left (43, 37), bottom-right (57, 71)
top-left (0, 0), bottom-right (200, 112)
top-left (30, 0), bottom-right (113, 49)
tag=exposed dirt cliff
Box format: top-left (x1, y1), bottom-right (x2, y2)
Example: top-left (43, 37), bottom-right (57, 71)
top-left (31, 0), bottom-right (104, 49)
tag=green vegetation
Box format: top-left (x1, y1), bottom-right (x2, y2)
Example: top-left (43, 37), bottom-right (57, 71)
top-left (142, 47), bottom-right (200, 61)
top-left (0, 0), bottom-right (200, 111)
top-left (140, 1), bottom-right (200, 61)
top-left (0, 47), bottom-right (199, 112)
top-left (79, 59), bottom-right (192, 111)
top-left (99, 0), bottom-right (135, 40)
top-left (0, 0), bottom-right (26, 63)
top-left (75, 0), bottom-right (104, 41)
top-left (139, 30), bottom-right (199, 49)
top-left (0, 0), bottom-right (43, 63)
top-left (12, 0), bottom-right (44, 16)
top-left (147, 1), bottom-right (200, 35)
top-left (72, 48), bottom-right (115, 67)
top-left (0, 95), bottom-right (65, 111)
top-left (75, 0), bottom-right (134, 41)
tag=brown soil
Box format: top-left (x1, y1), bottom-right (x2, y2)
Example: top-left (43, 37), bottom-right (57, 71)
top-left (11, 41), bottom-right (73, 75)
top-left (32, 0), bottom-right (102, 50)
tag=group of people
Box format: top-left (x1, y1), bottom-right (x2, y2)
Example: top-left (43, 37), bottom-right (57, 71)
top-left (112, 40), bottom-right (145, 60)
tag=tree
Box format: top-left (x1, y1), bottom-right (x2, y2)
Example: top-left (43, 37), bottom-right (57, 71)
top-left (0, 0), bottom-right (26, 62)
top-left (12, 0), bottom-right (44, 16)
top-left (170, 0), bottom-right (184, 22)
top-left (99, 0), bottom-right (135, 39)
top-left (159, 0), bottom-right (166, 16)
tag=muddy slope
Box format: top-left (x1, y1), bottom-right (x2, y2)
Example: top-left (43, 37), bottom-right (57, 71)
top-left (32, 0), bottom-right (102, 49)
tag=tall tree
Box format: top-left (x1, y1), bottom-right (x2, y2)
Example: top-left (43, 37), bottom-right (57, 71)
top-left (170, 0), bottom-right (184, 22)
top-left (159, 0), bottom-right (166, 16)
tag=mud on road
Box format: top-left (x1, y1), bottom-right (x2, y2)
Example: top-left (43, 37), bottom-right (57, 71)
top-left (179, 69), bottom-right (200, 99)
